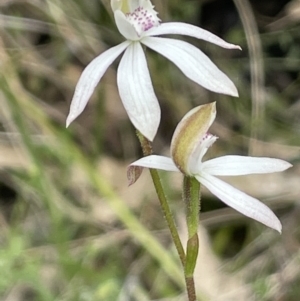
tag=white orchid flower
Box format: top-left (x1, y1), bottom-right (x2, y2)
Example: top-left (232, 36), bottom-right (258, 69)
top-left (67, 0), bottom-right (241, 141)
top-left (128, 102), bottom-right (292, 232)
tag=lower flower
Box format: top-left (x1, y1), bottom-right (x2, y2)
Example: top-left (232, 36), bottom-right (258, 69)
top-left (128, 102), bottom-right (292, 232)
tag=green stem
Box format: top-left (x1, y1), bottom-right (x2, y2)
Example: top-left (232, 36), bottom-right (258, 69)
top-left (137, 132), bottom-right (186, 267)
top-left (186, 276), bottom-right (197, 301)
top-left (184, 176), bottom-right (201, 239)
top-left (183, 176), bottom-right (201, 300)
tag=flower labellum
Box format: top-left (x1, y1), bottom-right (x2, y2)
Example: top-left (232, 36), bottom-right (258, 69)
top-left (67, 0), bottom-right (241, 141)
top-left (128, 102), bottom-right (292, 232)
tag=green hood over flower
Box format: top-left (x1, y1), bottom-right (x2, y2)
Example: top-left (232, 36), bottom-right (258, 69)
top-left (171, 102), bottom-right (216, 174)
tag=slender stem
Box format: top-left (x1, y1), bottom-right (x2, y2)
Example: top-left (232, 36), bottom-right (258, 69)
top-left (137, 131), bottom-right (186, 267)
top-left (184, 177), bottom-right (201, 239)
top-left (183, 176), bottom-right (201, 301)
top-left (186, 277), bottom-right (197, 301)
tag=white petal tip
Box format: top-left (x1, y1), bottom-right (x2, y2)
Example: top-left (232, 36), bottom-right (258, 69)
top-left (225, 44), bottom-right (242, 51)
top-left (274, 221), bottom-right (282, 234)
top-left (225, 84), bottom-right (239, 97)
top-left (218, 43), bottom-right (242, 51)
top-left (66, 114), bottom-right (75, 128)
top-left (264, 216), bottom-right (282, 233)
top-left (231, 88), bottom-right (239, 97)
top-left (255, 209), bottom-right (282, 233)
top-left (139, 129), bottom-right (156, 142)
top-left (270, 160), bottom-right (293, 172)
top-left (136, 128), bottom-right (156, 142)
top-left (284, 162), bottom-right (293, 170)
top-left (133, 121), bottom-right (158, 142)
top-left (144, 132), bottom-right (155, 142)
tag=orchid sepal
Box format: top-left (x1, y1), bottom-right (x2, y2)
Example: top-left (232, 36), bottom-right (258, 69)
top-left (171, 102), bottom-right (216, 174)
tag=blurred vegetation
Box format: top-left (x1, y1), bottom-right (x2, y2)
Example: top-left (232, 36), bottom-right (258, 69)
top-left (0, 0), bottom-right (300, 300)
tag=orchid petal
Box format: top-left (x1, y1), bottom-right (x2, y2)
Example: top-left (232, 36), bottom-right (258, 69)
top-left (129, 155), bottom-right (179, 171)
top-left (145, 22), bottom-right (241, 50)
top-left (114, 10), bottom-right (139, 40)
top-left (202, 155), bottom-right (292, 176)
top-left (117, 42), bottom-right (160, 141)
top-left (141, 37), bottom-right (238, 97)
top-left (66, 41), bottom-right (130, 127)
top-left (197, 173), bottom-right (282, 232)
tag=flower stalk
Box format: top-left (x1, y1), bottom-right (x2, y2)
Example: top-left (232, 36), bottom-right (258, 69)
top-left (184, 176), bottom-right (201, 242)
top-left (183, 176), bottom-right (200, 301)
top-left (136, 131), bottom-right (186, 266)
top-left (137, 132), bottom-right (203, 301)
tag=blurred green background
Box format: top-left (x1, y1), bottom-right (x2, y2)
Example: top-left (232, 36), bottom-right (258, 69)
top-left (0, 0), bottom-right (299, 300)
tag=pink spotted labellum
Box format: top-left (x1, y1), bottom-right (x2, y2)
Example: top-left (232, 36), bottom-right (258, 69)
top-left (67, 0), bottom-right (240, 141)
top-left (128, 102), bottom-right (292, 232)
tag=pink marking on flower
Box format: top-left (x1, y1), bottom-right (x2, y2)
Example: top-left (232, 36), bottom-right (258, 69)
top-left (126, 6), bottom-right (159, 35)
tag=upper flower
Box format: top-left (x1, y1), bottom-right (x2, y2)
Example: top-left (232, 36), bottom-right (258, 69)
top-left (67, 0), bottom-right (241, 141)
top-left (128, 102), bottom-right (292, 232)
